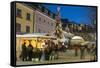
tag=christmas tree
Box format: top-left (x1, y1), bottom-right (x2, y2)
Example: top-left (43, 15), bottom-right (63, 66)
top-left (55, 7), bottom-right (63, 40)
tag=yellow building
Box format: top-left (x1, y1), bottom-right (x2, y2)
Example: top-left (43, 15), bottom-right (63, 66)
top-left (16, 3), bottom-right (35, 34)
top-left (16, 3), bottom-right (56, 61)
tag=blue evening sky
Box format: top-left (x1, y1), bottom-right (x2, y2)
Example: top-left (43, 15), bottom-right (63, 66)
top-left (43, 4), bottom-right (97, 25)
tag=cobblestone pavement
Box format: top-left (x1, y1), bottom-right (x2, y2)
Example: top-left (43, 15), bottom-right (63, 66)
top-left (16, 50), bottom-right (95, 65)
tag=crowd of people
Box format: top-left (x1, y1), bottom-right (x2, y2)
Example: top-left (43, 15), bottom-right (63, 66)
top-left (19, 39), bottom-right (62, 62)
top-left (20, 41), bottom-right (33, 61)
top-left (72, 43), bottom-right (96, 61)
top-left (19, 39), bottom-right (96, 62)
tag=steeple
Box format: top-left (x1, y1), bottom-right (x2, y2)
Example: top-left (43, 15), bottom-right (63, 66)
top-left (57, 7), bottom-right (60, 17)
top-left (56, 7), bottom-right (61, 24)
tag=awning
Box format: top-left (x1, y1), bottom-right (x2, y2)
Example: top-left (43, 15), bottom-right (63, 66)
top-left (16, 33), bottom-right (56, 39)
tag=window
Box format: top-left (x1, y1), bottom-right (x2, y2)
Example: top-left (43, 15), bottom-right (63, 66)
top-left (39, 17), bottom-right (41, 21)
top-left (44, 9), bottom-right (48, 15)
top-left (42, 7), bottom-right (45, 12)
top-left (44, 31), bottom-right (45, 33)
top-left (16, 8), bottom-right (22, 18)
top-left (16, 23), bottom-right (21, 33)
top-left (26, 13), bottom-right (30, 21)
top-left (48, 22), bottom-right (49, 25)
top-left (38, 5), bottom-right (42, 10)
top-left (48, 11), bottom-right (50, 16)
top-left (26, 26), bottom-right (30, 33)
top-left (44, 19), bottom-right (45, 23)
top-left (38, 29), bottom-right (41, 33)
top-left (51, 23), bottom-right (53, 26)
top-left (53, 14), bottom-right (55, 19)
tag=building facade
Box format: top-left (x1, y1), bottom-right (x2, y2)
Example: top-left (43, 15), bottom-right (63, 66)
top-left (61, 19), bottom-right (95, 33)
top-left (16, 3), bottom-right (56, 34)
top-left (34, 10), bottom-right (56, 33)
top-left (16, 3), bottom-right (56, 61)
top-left (16, 3), bottom-right (35, 34)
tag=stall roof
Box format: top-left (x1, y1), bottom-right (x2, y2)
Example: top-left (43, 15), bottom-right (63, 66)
top-left (16, 33), bottom-right (56, 39)
top-left (72, 36), bottom-right (84, 40)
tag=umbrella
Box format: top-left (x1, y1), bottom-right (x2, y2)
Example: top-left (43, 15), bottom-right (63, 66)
top-left (70, 36), bottom-right (85, 45)
top-left (72, 36), bottom-right (84, 40)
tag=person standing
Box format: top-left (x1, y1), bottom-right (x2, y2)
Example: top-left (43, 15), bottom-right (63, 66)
top-left (74, 44), bottom-right (78, 56)
top-left (90, 44), bottom-right (96, 61)
top-left (80, 46), bottom-right (85, 59)
top-left (44, 41), bottom-right (50, 60)
top-left (21, 41), bottom-right (27, 61)
top-left (27, 41), bottom-right (33, 61)
top-left (40, 41), bottom-right (46, 61)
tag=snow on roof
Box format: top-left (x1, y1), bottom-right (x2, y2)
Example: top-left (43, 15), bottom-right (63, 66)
top-left (63, 31), bottom-right (74, 38)
top-left (16, 33), bottom-right (56, 38)
top-left (72, 36), bottom-right (84, 40)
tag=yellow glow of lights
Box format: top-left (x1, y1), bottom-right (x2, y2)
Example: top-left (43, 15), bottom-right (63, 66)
top-left (20, 38), bottom-right (46, 48)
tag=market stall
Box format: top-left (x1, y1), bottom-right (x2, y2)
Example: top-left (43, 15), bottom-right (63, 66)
top-left (16, 33), bottom-right (56, 61)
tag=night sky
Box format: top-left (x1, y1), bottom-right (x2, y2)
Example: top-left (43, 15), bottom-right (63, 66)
top-left (43, 4), bottom-right (97, 25)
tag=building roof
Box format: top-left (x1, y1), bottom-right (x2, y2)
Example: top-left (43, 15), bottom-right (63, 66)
top-left (61, 19), bottom-right (79, 25)
top-left (23, 3), bottom-right (57, 20)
